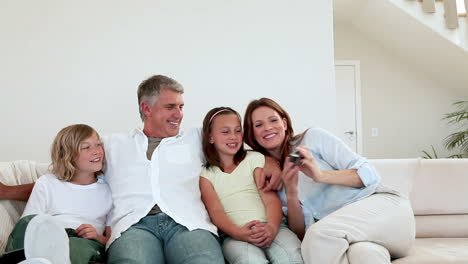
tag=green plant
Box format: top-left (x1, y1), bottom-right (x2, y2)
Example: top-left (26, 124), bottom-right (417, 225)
top-left (421, 101), bottom-right (468, 159)
top-left (443, 101), bottom-right (468, 157)
top-left (422, 145), bottom-right (439, 159)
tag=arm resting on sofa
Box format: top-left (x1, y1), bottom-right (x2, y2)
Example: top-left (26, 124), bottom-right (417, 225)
top-left (0, 182), bottom-right (34, 201)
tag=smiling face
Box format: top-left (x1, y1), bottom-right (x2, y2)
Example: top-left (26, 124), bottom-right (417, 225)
top-left (251, 106), bottom-right (288, 157)
top-left (74, 132), bottom-right (104, 175)
top-left (143, 88), bottom-right (184, 138)
top-left (209, 114), bottom-right (243, 160)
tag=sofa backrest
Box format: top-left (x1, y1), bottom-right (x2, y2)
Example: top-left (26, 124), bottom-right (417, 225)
top-left (411, 159), bottom-right (468, 215)
top-left (412, 159), bottom-right (468, 238)
top-left (371, 158), bottom-right (468, 238)
top-left (370, 159), bottom-right (418, 197)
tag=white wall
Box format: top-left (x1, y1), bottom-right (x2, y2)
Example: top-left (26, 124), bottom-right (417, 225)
top-left (334, 24), bottom-right (465, 158)
top-left (0, 0), bottom-right (335, 162)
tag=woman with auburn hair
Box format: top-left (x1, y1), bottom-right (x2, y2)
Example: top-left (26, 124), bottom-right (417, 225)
top-left (243, 98), bottom-right (415, 264)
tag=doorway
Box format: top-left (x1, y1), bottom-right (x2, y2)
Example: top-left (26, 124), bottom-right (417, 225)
top-left (335, 60), bottom-right (363, 154)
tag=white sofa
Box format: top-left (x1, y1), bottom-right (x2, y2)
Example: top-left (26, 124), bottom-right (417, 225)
top-left (371, 158), bottom-right (468, 263)
top-left (0, 160), bottom-right (48, 253)
top-left (1, 159), bottom-right (468, 263)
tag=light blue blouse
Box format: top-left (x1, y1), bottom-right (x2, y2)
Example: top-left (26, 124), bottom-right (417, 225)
top-left (278, 128), bottom-right (380, 229)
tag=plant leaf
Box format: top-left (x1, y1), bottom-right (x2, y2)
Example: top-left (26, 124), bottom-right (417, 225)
top-left (421, 150), bottom-right (432, 159)
top-left (431, 145), bottom-right (438, 159)
top-left (444, 131), bottom-right (468, 153)
top-left (443, 101), bottom-right (468, 125)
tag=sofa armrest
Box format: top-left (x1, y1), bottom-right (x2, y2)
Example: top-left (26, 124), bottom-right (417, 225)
top-left (0, 160), bottom-right (49, 253)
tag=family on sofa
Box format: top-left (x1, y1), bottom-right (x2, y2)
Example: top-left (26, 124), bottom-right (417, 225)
top-left (0, 75), bottom-right (415, 264)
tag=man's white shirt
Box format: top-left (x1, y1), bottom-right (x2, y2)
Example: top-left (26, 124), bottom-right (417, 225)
top-left (103, 128), bottom-right (217, 248)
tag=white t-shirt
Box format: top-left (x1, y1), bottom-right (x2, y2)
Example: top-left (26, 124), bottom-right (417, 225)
top-left (22, 173), bottom-right (112, 235)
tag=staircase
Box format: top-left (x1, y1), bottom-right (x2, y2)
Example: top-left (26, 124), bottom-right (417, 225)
top-left (419, 0), bottom-right (466, 29)
top-left (333, 0), bottom-right (468, 95)
top-left (394, 0), bottom-right (468, 51)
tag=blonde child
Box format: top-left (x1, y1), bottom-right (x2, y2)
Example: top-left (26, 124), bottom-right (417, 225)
top-left (1, 124), bottom-right (112, 264)
top-left (199, 107), bottom-right (303, 264)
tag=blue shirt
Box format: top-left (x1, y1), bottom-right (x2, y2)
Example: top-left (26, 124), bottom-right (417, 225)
top-left (278, 128), bottom-right (380, 229)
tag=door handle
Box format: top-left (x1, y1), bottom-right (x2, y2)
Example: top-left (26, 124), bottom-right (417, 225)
top-left (344, 131), bottom-right (355, 141)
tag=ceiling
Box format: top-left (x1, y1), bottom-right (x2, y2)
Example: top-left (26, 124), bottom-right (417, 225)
top-left (333, 0), bottom-right (468, 96)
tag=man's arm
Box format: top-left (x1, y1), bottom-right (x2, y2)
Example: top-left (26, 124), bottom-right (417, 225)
top-left (0, 182), bottom-right (34, 201)
top-left (257, 156), bottom-right (283, 191)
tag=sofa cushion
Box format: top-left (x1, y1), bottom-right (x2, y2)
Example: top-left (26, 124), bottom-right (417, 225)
top-left (415, 215), bottom-right (468, 238)
top-left (392, 238), bottom-right (468, 264)
top-left (370, 159), bottom-right (418, 197)
top-left (0, 160), bottom-right (48, 253)
top-left (411, 159), bottom-right (468, 215)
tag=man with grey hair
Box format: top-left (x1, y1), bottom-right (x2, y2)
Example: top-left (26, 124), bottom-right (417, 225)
top-left (104, 75), bottom-right (225, 263)
top-left (1, 75), bottom-right (225, 263)
top-left (1, 74), bottom-right (281, 263)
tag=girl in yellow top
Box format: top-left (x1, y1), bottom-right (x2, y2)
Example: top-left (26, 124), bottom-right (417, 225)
top-left (199, 107), bottom-right (303, 264)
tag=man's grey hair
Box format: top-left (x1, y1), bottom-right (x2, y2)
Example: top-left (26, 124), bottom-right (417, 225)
top-left (137, 75), bottom-right (184, 121)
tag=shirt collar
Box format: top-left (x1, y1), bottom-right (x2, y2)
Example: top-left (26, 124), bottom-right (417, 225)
top-left (131, 128), bottom-right (185, 141)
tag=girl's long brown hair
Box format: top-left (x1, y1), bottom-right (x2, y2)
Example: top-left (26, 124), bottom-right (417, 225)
top-left (202, 107), bottom-right (247, 169)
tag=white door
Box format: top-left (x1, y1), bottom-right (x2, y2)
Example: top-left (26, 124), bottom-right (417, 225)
top-left (335, 61), bottom-right (362, 154)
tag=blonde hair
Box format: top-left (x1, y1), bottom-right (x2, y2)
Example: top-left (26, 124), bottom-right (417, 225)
top-left (50, 124), bottom-right (101, 181)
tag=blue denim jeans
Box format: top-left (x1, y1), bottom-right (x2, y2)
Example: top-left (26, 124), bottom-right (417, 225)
top-left (107, 213), bottom-right (224, 264)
